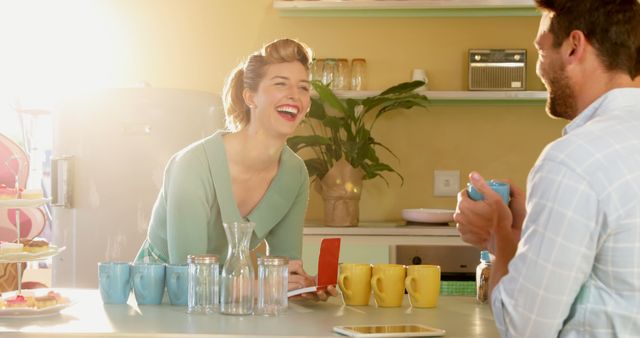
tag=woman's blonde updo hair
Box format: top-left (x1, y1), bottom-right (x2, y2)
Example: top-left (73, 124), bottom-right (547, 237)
top-left (222, 38), bottom-right (313, 131)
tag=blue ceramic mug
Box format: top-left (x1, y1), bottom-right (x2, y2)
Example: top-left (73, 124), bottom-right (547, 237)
top-left (132, 263), bottom-right (166, 305)
top-left (467, 180), bottom-right (510, 204)
top-left (166, 264), bottom-right (188, 306)
top-left (98, 262), bottom-right (131, 304)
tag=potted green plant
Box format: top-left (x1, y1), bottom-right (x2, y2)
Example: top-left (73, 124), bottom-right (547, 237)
top-left (287, 80), bottom-right (429, 226)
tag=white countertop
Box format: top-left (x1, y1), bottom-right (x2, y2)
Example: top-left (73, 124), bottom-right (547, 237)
top-left (303, 222), bottom-right (467, 246)
top-left (0, 289), bottom-right (498, 337)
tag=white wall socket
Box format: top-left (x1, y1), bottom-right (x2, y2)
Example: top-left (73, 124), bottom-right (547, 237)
top-left (434, 170), bottom-right (460, 197)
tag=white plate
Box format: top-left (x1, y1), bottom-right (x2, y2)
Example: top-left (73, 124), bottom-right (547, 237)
top-left (0, 302), bottom-right (72, 318)
top-left (401, 209), bottom-right (454, 224)
top-left (0, 290), bottom-right (73, 318)
top-left (0, 245), bottom-right (66, 263)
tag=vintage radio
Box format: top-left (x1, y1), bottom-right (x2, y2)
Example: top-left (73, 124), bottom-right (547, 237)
top-left (468, 49), bottom-right (526, 91)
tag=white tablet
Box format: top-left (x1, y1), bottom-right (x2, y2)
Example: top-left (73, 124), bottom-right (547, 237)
top-left (333, 324), bottom-right (446, 337)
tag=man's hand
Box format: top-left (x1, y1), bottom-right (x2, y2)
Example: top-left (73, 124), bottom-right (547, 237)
top-left (454, 171), bottom-right (525, 259)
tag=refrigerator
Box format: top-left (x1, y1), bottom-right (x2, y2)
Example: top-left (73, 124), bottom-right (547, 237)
top-left (51, 87), bottom-right (224, 287)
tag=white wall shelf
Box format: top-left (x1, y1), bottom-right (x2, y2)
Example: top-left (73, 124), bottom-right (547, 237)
top-left (316, 90), bottom-right (547, 106)
top-left (274, 0), bottom-right (540, 17)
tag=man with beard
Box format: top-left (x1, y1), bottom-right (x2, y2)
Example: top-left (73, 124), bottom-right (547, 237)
top-left (454, 0), bottom-right (640, 336)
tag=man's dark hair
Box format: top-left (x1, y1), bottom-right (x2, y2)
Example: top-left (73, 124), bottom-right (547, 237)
top-left (535, 0), bottom-right (640, 78)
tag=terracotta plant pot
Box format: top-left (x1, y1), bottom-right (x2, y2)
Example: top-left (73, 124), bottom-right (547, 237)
top-left (317, 159), bottom-right (364, 227)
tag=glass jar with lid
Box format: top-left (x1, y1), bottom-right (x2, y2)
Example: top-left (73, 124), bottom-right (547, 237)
top-left (256, 256), bottom-right (289, 316)
top-left (187, 254), bottom-right (219, 314)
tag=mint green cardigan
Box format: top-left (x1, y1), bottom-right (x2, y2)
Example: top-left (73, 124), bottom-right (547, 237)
top-left (137, 131), bottom-right (309, 264)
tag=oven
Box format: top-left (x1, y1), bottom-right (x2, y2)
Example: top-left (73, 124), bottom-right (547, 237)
top-left (394, 245), bottom-right (480, 281)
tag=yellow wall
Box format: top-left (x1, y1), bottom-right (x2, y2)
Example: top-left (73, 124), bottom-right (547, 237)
top-left (98, 0), bottom-right (569, 222)
top-left (2, 0), bottom-right (568, 222)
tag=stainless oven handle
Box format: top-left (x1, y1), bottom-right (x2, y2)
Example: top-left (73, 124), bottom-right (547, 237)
top-left (51, 156), bottom-right (74, 208)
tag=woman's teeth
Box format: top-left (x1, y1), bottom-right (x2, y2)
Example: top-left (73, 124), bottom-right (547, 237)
top-left (277, 106), bottom-right (299, 117)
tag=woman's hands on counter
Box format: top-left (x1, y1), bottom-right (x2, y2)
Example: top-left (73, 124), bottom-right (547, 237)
top-left (302, 284), bottom-right (338, 301)
top-left (288, 259), bottom-right (315, 289)
top-left (288, 259), bottom-right (339, 301)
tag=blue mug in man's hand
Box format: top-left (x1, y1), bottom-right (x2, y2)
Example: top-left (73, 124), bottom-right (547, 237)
top-left (467, 180), bottom-right (510, 205)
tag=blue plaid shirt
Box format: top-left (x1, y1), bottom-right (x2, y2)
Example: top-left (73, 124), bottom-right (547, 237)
top-left (492, 88), bottom-right (640, 337)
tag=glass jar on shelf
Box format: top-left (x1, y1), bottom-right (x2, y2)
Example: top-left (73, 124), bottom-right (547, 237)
top-left (311, 58), bottom-right (325, 82)
top-left (350, 58), bottom-right (367, 91)
top-left (321, 58), bottom-right (337, 88)
top-left (335, 58), bottom-right (351, 90)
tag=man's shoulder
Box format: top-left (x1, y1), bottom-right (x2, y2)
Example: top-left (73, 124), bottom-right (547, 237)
top-left (534, 110), bottom-right (639, 189)
top-left (537, 132), bottom-right (589, 166)
top-left (540, 109), bottom-right (624, 161)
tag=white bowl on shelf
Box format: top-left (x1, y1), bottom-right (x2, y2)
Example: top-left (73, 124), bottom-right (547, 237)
top-left (401, 208), bottom-right (455, 224)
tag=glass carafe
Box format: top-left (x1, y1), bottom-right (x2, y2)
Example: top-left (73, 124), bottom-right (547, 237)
top-left (219, 221), bottom-right (255, 315)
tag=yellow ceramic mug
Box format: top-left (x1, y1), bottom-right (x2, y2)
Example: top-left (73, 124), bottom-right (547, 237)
top-left (371, 264), bottom-right (406, 307)
top-left (405, 265), bottom-right (441, 308)
top-left (338, 263), bottom-right (372, 306)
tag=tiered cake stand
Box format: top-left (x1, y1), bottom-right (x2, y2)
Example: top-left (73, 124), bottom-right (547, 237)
top-left (0, 198), bottom-right (65, 294)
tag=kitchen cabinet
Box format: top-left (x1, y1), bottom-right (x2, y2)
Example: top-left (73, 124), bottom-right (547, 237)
top-left (303, 222), bottom-right (464, 246)
top-left (274, 0), bottom-right (540, 17)
top-left (301, 222), bottom-right (468, 274)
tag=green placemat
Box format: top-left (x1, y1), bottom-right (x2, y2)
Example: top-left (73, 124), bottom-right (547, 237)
top-left (440, 281), bottom-right (476, 296)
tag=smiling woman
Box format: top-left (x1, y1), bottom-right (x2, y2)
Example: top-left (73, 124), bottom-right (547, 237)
top-left (135, 38), bottom-right (337, 303)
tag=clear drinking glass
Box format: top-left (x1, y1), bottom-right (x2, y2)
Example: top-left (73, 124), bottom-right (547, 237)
top-left (336, 58), bottom-right (351, 90)
top-left (322, 58), bottom-right (338, 88)
top-left (187, 254), bottom-right (219, 314)
top-left (350, 58), bottom-right (367, 91)
top-left (311, 58), bottom-right (325, 82)
top-left (219, 221), bottom-right (255, 315)
top-left (256, 256), bottom-right (289, 316)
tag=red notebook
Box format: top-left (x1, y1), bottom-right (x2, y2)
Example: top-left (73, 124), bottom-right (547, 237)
top-left (288, 238), bottom-right (341, 297)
